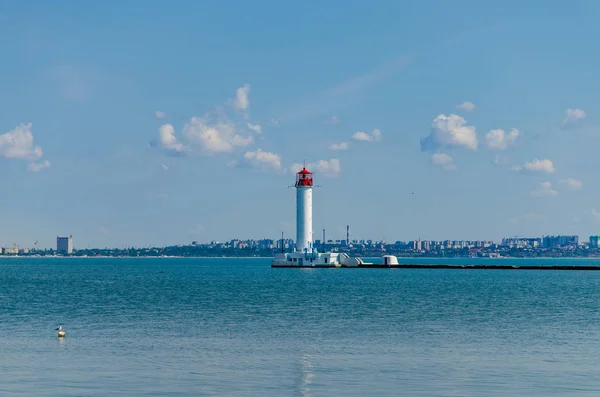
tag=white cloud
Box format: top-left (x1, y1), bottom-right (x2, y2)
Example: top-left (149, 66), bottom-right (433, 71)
top-left (0, 123), bottom-right (43, 160)
top-left (456, 101), bottom-right (476, 111)
top-left (486, 128), bottom-right (520, 150)
top-left (183, 114), bottom-right (253, 154)
top-left (241, 148), bottom-right (282, 171)
top-left (420, 114), bottom-right (477, 152)
top-left (291, 159), bottom-right (341, 178)
top-left (0, 123), bottom-right (50, 171)
top-left (530, 181), bottom-right (559, 197)
top-left (562, 108), bottom-right (586, 129)
top-left (559, 178), bottom-right (583, 190)
top-left (247, 123), bottom-right (262, 134)
top-left (513, 158), bottom-right (555, 174)
top-left (352, 129), bottom-right (381, 142)
top-left (231, 84), bottom-right (250, 112)
top-left (325, 116), bottom-right (340, 125)
top-left (269, 118), bottom-right (280, 126)
top-left (161, 164), bottom-right (169, 170)
top-left (158, 124), bottom-right (185, 153)
top-left (431, 153), bottom-right (456, 170)
top-left (329, 142), bottom-right (349, 151)
top-left (28, 160), bottom-right (51, 172)
top-left (152, 108), bottom-right (255, 157)
top-left (154, 111), bottom-right (166, 119)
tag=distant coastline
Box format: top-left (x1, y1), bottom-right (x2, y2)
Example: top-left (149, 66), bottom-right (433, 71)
top-left (4, 245), bottom-right (600, 259)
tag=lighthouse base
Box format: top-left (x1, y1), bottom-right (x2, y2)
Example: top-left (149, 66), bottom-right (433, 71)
top-left (271, 251), bottom-right (366, 267)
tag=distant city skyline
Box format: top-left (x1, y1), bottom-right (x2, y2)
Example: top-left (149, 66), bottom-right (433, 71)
top-left (2, 232), bottom-right (598, 251)
top-left (2, 1), bottom-right (600, 248)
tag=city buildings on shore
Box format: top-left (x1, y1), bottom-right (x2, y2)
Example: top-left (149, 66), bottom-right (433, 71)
top-left (189, 234), bottom-right (592, 253)
top-left (0, 234), bottom-right (598, 256)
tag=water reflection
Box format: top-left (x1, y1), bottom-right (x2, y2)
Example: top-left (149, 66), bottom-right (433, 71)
top-left (298, 353), bottom-right (313, 397)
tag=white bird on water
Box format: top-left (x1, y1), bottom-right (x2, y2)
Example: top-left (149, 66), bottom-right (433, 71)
top-left (56, 326), bottom-right (65, 338)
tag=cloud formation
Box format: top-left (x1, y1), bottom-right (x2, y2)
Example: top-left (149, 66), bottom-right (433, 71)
top-left (231, 84), bottom-right (250, 112)
top-left (155, 111), bottom-right (166, 119)
top-left (421, 114), bottom-right (477, 152)
top-left (28, 160), bottom-right (51, 172)
top-left (456, 101), bottom-right (476, 111)
top-left (183, 114), bottom-right (253, 154)
top-left (329, 142), bottom-right (349, 151)
top-left (486, 128), bottom-right (520, 150)
top-left (513, 158), bottom-right (555, 174)
top-left (562, 108), bottom-right (586, 129)
top-left (240, 148), bottom-right (282, 171)
top-left (291, 159), bottom-right (341, 177)
top-left (531, 181), bottom-right (559, 197)
top-left (0, 123), bottom-right (50, 171)
top-left (247, 123), bottom-right (262, 134)
top-left (152, 110), bottom-right (255, 156)
top-left (157, 124), bottom-right (185, 154)
top-left (559, 178), bottom-right (583, 190)
top-left (352, 129), bottom-right (381, 142)
top-left (431, 153), bottom-right (456, 170)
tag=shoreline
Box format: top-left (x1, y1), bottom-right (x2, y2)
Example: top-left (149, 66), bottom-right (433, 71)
top-left (3, 255), bottom-right (600, 261)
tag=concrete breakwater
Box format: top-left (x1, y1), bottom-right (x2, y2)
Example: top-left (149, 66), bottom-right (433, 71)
top-left (272, 263), bottom-right (600, 270)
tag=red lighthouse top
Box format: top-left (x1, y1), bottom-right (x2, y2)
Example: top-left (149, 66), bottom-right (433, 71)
top-left (295, 167), bottom-right (313, 187)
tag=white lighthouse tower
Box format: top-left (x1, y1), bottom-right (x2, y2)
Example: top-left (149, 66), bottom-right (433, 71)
top-left (272, 165), bottom-right (363, 267)
top-left (295, 167), bottom-right (313, 252)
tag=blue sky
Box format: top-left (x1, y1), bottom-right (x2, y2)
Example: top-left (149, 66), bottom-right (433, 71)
top-left (2, 0), bottom-right (600, 248)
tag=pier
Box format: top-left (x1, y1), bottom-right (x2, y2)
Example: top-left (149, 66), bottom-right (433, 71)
top-left (272, 263), bottom-right (600, 270)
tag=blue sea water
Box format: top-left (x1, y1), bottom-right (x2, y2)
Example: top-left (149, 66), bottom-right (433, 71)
top-left (1, 257), bottom-right (600, 396)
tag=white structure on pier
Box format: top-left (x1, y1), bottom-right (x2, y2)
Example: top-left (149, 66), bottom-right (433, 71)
top-left (272, 166), bottom-right (365, 267)
top-left (295, 167), bottom-right (313, 252)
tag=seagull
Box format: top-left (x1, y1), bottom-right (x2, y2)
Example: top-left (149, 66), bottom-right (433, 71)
top-left (56, 326), bottom-right (66, 338)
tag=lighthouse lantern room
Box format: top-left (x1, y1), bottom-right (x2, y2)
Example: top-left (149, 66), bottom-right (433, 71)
top-left (295, 167), bottom-right (313, 187)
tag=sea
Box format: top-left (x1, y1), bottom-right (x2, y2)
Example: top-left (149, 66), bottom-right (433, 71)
top-left (1, 256), bottom-right (600, 396)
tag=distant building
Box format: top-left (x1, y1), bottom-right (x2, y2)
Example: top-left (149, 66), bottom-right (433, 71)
top-left (542, 235), bottom-right (578, 249)
top-left (590, 236), bottom-right (600, 249)
top-left (2, 247), bottom-right (18, 255)
top-left (57, 235), bottom-right (73, 254)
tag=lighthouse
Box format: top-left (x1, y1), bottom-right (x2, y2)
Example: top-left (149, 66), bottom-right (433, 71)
top-left (295, 167), bottom-right (313, 252)
top-left (272, 163), bottom-right (363, 267)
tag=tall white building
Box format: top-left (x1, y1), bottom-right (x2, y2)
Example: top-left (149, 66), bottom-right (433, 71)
top-left (57, 235), bottom-right (73, 254)
top-left (295, 167), bottom-right (313, 251)
top-left (272, 166), bottom-right (365, 267)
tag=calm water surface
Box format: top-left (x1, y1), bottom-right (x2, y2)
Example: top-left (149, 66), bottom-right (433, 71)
top-left (1, 257), bottom-right (600, 396)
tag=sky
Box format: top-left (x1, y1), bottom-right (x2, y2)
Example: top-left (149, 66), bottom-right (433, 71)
top-left (1, 0), bottom-right (600, 248)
